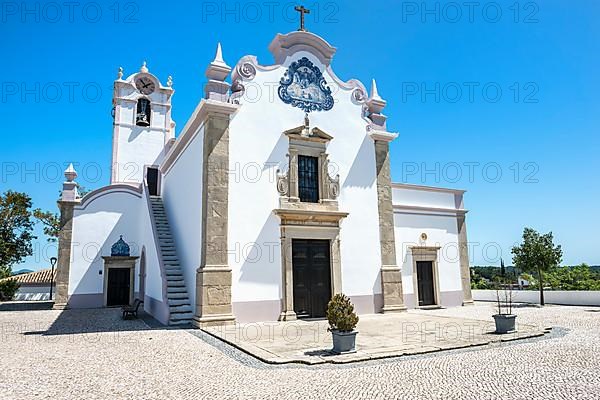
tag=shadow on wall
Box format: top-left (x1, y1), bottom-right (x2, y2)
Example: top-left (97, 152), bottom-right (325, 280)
top-left (342, 135), bottom-right (376, 189)
top-left (238, 213), bottom-right (282, 286)
top-left (69, 212), bottom-right (127, 309)
top-left (263, 134), bottom-right (289, 172)
top-left (371, 272), bottom-right (383, 312)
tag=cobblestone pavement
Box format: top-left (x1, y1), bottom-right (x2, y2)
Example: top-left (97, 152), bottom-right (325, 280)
top-left (1, 303), bottom-right (598, 399)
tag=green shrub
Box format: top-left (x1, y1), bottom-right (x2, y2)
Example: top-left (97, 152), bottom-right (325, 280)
top-left (326, 293), bottom-right (359, 332)
top-left (0, 278), bottom-right (20, 301)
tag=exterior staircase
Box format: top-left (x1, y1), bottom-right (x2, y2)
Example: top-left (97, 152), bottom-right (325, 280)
top-left (149, 195), bottom-right (193, 326)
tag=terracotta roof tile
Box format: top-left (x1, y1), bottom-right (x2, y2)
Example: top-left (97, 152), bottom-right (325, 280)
top-left (1, 269), bottom-right (56, 285)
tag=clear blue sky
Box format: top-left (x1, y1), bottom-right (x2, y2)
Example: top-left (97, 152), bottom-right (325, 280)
top-left (1, 1), bottom-right (598, 270)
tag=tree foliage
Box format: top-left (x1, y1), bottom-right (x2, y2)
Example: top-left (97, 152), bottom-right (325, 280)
top-left (528, 264), bottom-right (600, 291)
top-left (326, 293), bottom-right (359, 332)
top-left (0, 278), bottom-right (20, 301)
top-left (512, 227), bottom-right (563, 305)
top-left (32, 185), bottom-right (92, 243)
top-left (0, 191), bottom-right (37, 278)
top-left (33, 209), bottom-right (60, 242)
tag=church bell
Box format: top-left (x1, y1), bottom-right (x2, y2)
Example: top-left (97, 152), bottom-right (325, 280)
top-left (136, 98), bottom-right (151, 127)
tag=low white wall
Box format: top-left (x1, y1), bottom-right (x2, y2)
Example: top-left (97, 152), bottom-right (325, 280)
top-left (473, 290), bottom-right (600, 306)
top-left (14, 285), bottom-right (56, 301)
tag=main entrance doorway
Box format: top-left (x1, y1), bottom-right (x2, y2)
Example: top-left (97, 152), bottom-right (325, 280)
top-left (292, 239), bottom-right (332, 318)
top-left (416, 261), bottom-right (436, 306)
top-left (106, 268), bottom-right (131, 306)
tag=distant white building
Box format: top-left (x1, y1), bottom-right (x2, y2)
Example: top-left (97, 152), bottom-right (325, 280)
top-left (1, 269), bottom-right (56, 301)
top-left (54, 29), bottom-right (473, 326)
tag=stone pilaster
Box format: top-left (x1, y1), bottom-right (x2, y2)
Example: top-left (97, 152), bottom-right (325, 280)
top-left (457, 214), bottom-right (474, 305)
top-left (54, 164), bottom-right (80, 309)
top-left (193, 112), bottom-right (236, 328)
top-left (373, 138), bottom-right (406, 313)
top-left (53, 201), bottom-right (75, 309)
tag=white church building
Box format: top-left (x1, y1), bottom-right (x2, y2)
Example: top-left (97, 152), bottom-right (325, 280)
top-left (54, 29), bottom-right (473, 326)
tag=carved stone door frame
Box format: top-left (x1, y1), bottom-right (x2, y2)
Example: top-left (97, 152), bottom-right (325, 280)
top-left (274, 209), bottom-right (347, 321)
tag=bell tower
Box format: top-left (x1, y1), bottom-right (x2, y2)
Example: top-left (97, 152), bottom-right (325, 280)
top-left (111, 62), bottom-right (175, 185)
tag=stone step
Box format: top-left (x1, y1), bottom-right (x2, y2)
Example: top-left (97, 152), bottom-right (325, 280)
top-left (166, 275), bottom-right (184, 282)
top-left (164, 262), bottom-right (180, 267)
top-left (169, 304), bottom-right (193, 314)
top-left (164, 268), bottom-right (182, 274)
top-left (167, 286), bottom-right (187, 293)
top-left (169, 319), bottom-right (192, 326)
top-left (168, 298), bottom-right (191, 306)
top-left (167, 280), bottom-right (186, 287)
top-left (167, 292), bottom-right (189, 299)
top-left (170, 312), bottom-right (194, 321)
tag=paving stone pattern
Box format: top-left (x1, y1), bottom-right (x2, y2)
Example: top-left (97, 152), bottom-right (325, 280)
top-left (0, 303), bottom-right (598, 399)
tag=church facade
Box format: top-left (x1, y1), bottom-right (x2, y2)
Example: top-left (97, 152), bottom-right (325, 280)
top-left (54, 30), bottom-right (473, 326)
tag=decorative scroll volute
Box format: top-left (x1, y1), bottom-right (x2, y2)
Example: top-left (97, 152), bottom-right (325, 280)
top-left (328, 173), bottom-right (340, 200)
top-left (276, 169), bottom-right (289, 196)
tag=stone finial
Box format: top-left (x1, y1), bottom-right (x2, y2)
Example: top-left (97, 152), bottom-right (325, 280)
top-left (367, 79), bottom-right (386, 113)
top-left (205, 42), bottom-right (232, 101)
top-left (61, 163), bottom-right (79, 202)
top-left (117, 66), bottom-right (124, 80)
top-left (213, 42), bottom-right (226, 66)
top-left (366, 79), bottom-right (388, 128)
top-left (140, 61), bottom-right (149, 73)
top-left (206, 42), bottom-right (231, 80)
top-left (64, 163), bottom-right (77, 182)
top-left (167, 75), bottom-right (173, 87)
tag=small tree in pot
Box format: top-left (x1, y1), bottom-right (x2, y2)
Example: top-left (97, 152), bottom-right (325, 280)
top-left (326, 293), bottom-right (359, 354)
top-left (493, 277), bottom-right (516, 334)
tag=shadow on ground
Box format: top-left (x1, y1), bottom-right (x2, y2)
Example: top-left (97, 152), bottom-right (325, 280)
top-left (20, 307), bottom-right (182, 337)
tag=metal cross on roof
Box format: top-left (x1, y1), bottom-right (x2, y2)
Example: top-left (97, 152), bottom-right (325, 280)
top-left (294, 5), bottom-right (310, 32)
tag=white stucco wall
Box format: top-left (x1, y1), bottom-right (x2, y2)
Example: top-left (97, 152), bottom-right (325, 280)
top-left (395, 212), bottom-right (462, 294)
top-left (161, 125), bottom-right (205, 308)
top-left (14, 285), bottom-right (56, 301)
top-left (69, 188), bottom-right (143, 300)
top-left (393, 185), bottom-right (465, 307)
top-left (473, 290), bottom-right (600, 306)
top-left (228, 50), bottom-right (382, 307)
top-left (112, 80), bottom-right (171, 184)
top-left (392, 185), bottom-right (459, 209)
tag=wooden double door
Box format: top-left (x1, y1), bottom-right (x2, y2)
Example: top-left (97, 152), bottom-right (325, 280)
top-left (292, 239), bottom-right (332, 319)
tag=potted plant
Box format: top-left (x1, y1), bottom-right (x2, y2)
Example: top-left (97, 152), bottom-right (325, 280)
top-left (493, 277), bottom-right (517, 334)
top-left (326, 293), bottom-right (359, 354)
